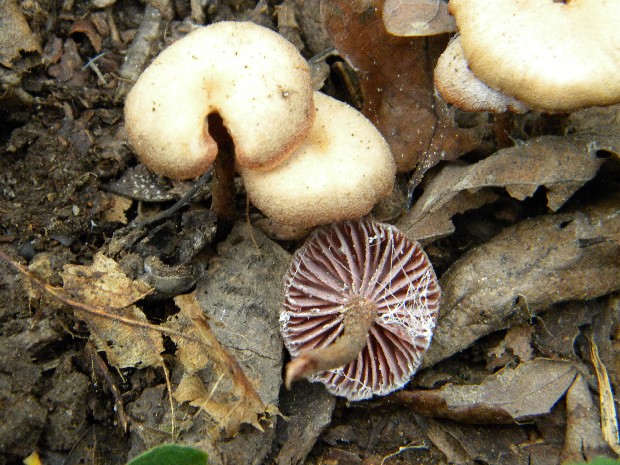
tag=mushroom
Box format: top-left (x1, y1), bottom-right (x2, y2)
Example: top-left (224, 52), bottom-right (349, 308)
top-left (124, 21), bottom-right (315, 180)
top-left (240, 92), bottom-right (397, 230)
top-left (434, 36), bottom-right (529, 114)
top-left (445, 0), bottom-right (620, 112)
top-left (281, 218), bottom-right (441, 401)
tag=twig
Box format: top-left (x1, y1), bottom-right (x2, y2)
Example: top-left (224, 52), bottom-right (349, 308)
top-left (85, 341), bottom-right (131, 432)
top-left (0, 249), bottom-right (199, 343)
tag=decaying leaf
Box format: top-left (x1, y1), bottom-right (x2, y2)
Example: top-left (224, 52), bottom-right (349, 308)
top-left (425, 195), bottom-right (620, 367)
top-left (532, 300), bottom-right (601, 359)
top-left (486, 324), bottom-right (535, 371)
top-left (0, 0), bottom-right (41, 68)
top-left (383, 0), bottom-right (456, 37)
top-left (167, 292), bottom-right (275, 438)
top-left (392, 359), bottom-right (576, 424)
top-left (562, 374), bottom-right (613, 463)
top-left (321, 0), bottom-right (485, 174)
top-left (60, 253), bottom-right (161, 369)
top-left (399, 131), bottom-right (619, 242)
top-left (61, 252), bottom-right (152, 308)
top-left (102, 193), bottom-right (133, 224)
top-left (588, 337), bottom-right (620, 455)
top-left (424, 419), bottom-right (556, 465)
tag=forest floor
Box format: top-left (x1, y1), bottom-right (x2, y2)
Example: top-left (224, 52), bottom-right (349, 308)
top-left (1, 1), bottom-right (619, 464)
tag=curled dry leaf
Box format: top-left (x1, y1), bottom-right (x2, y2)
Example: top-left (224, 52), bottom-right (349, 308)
top-left (60, 253), bottom-right (162, 369)
top-left (425, 196), bottom-right (620, 367)
top-left (399, 131), bottom-right (619, 242)
top-left (383, 0), bottom-right (456, 37)
top-left (588, 336), bottom-right (620, 455)
top-left (392, 359), bottom-right (576, 424)
top-left (562, 374), bottom-right (613, 462)
top-left (321, 0), bottom-right (484, 173)
top-left (167, 292), bottom-right (274, 438)
top-left (0, 0), bottom-right (41, 68)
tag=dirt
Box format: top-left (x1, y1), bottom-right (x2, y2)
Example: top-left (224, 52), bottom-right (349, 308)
top-left (1, 1), bottom-right (619, 465)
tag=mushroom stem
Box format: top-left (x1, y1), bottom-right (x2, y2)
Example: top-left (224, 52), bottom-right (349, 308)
top-left (285, 296), bottom-right (377, 390)
top-left (208, 113), bottom-right (237, 235)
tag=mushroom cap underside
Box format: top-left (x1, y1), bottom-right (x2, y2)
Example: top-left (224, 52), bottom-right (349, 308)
top-left (281, 219), bottom-right (441, 401)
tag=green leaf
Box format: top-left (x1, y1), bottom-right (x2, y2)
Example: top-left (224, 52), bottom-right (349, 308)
top-left (566, 459), bottom-right (620, 465)
top-left (127, 444), bottom-right (208, 465)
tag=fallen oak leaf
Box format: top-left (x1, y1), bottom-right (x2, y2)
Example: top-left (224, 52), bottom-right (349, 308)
top-left (424, 194), bottom-right (620, 367)
top-left (167, 292), bottom-right (277, 438)
top-left (390, 359), bottom-right (576, 423)
top-left (321, 0), bottom-right (486, 176)
top-left (60, 253), bottom-right (163, 369)
top-left (399, 130), bottom-right (618, 242)
top-left (0, 250), bottom-right (195, 366)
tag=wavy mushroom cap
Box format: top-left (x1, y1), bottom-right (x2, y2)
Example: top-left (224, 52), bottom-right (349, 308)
top-left (240, 92), bottom-right (396, 229)
top-left (281, 219), bottom-right (441, 401)
top-left (450, 0), bottom-right (620, 112)
top-left (434, 36), bottom-right (529, 114)
top-left (124, 21), bottom-right (315, 180)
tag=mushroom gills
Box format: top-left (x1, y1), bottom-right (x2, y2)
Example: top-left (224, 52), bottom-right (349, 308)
top-left (285, 296), bottom-right (378, 389)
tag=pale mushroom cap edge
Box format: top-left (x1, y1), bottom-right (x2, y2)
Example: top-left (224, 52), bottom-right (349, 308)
top-left (451, 0), bottom-right (620, 112)
top-left (240, 92), bottom-right (397, 229)
top-left (124, 21), bottom-right (315, 180)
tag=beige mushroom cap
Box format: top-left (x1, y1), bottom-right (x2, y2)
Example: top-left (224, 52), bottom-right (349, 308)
top-left (451, 0), bottom-right (620, 112)
top-left (124, 21), bottom-right (314, 180)
top-left (240, 92), bottom-right (396, 229)
top-left (434, 36), bottom-right (529, 114)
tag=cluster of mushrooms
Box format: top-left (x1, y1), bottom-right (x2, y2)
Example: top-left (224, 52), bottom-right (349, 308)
top-left (124, 0), bottom-right (620, 400)
top-left (124, 21), bottom-right (442, 401)
top-left (431, 0), bottom-right (620, 113)
top-left (124, 21), bottom-right (396, 230)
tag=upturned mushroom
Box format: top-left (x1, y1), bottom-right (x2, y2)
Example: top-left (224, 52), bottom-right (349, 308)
top-left (440, 0), bottom-right (620, 112)
top-left (281, 218), bottom-right (441, 401)
top-left (240, 92), bottom-right (397, 230)
top-left (124, 21), bottom-right (315, 180)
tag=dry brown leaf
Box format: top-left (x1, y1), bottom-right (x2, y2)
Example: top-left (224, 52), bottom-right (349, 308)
top-left (383, 0), bottom-right (456, 36)
top-left (321, 0), bottom-right (484, 173)
top-left (425, 195), bottom-right (620, 367)
top-left (0, 0), bottom-right (41, 68)
top-left (167, 292), bottom-right (275, 438)
top-left (532, 301), bottom-right (600, 359)
top-left (102, 194), bottom-right (132, 224)
top-left (562, 374), bottom-right (613, 462)
top-left (486, 325), bottom-right (535, 371)
top-left (399, 131), bottom-right (617, 242)
top-left (68, 19), bottom-right (103, 53)
top-left (61, 252), bottom-right (152, 308)
top-left (503, 325), bottom-right (535, 363)
top-left (589, 336), bottom-right (620, 455)
top-left (392, 359), bottom-right (576, 424)
top-left (60, 253), bottom-right (162, 369)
